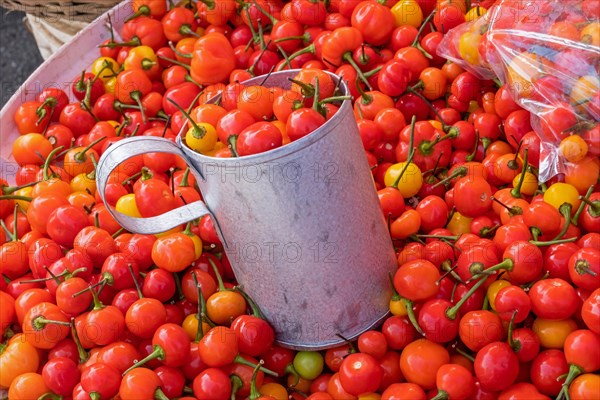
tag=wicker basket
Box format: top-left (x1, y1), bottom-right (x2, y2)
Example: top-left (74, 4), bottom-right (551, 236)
top-left (1, 0), bottom-right (123, 59)
top-left (1, 0), bottom-right (121, 22)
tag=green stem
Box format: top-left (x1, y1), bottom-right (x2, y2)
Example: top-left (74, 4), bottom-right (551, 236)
top-left (530, 237), bottom-right (578, 246)
top-left (248, 360), bottom-right (264, 400)
top-left (228, 135), bottom-right (239, 157)
top-left (343, 52), bottom-right (372, 91)
top-left (122, 345), bottom-right (166, 375)
top-left (129, 265), bottom-right (142, 299)
top-left (207, 258), bottom-right (226, 292)
top-left (167, 97), bottom-right (203, 137)
top-left (230, 375), bottom-right (244, 400)
top-left (412, 9), bottom-right (437, 47)
top-left (287, 44), bottom-right (315, 62)
top-left (70, 318), bottom-right (89, 363)
top-left (155, 388), bottom-right (169, 400)
top-left (402, 298), bottom-right (424, 335)
top-left (234, 354), bottom-right (278, 377)
top-left (551, 203), bottom-right (574, 241)
top-left (556, 364), bottom-right (584, 400)
top-left (406, 87), bottom-right (449, 131)
top-left (32, 316), bottom-right (72, 330)
top-left (507, 310), bottom-right (520, 352)
top-left (235, 286), bottom-right (265, 319)
top-left (465, 129), bottom-right (480, 162)
top-left (454, 346), bottom-right (475, 362)
top-left (430, 390), bottom-right (449, 400)
top-left (446, 275), bottom-right (489, 319)
top-left (471, 258), bottom-right (514, 280)
top-left (391, 116), bottom-right (417, 189)
top-left (250, 0), bottom-right (278, 25)
top-left (98, 37), bottom-right (141, 49)
top-left (42, 145), bottom-right (64, 181)
top-left (572, 185), bottom-right (595, 225)
top-left (510, 148), bottom-right (529, 198)
top-left (191, 271), bottom-right (206, 342)
top-left (157, 55), bottom-right (191, 70)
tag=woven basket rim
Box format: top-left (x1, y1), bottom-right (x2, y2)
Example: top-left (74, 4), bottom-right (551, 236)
top-left (1, 0), bottom-right (122, 22)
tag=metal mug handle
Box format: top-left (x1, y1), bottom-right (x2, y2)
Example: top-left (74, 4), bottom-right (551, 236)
top-left (96, 136), bottom-right (211, 234)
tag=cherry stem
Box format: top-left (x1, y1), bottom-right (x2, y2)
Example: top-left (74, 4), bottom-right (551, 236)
top-left (179, 168), bottom-right (191, 188)
top-left (491, 196), bottom-right (520, 216)
top-left (32, 316), bottom-right (72, 330)
top-left (158, 55), bottom-right (191, 70)
top-left (480, 223), bottom-right (500, 238)
top-left (251, 0), bottom-right (278, 25)
top-left (11, 203), bottom-right (19, 241)
top-left (288, 78), bottom-right (315, 98)
top-left (363, 64), bottom-right (383, 78)
top-left (76, 136), bottom-right (107, 164)
top-left (440, 261), bottom-right (463, 283)
top-left (454, 346), bottom-right (475, 362)
top-left (507, 310), bottom-right (520, 352)
top-left (154, 388), bottom-right (169, 400)
top-left (207, 258), bottom-right (226, 292)
top-left (248, 360), bottom-right (264, 400)
top-left (128, 265), bottom-right (142, 299)
top-left (446, 275), bottom-right (489, 320)
top-left (508, 140), bottom-right (523, 169)
top-left (471, 258), bottom-right (514, 281)
top-left (234, 354), bottom-right (278, 377)
top-left (124, 5), bottom-right (150, 22)
top-left (510, 148), bottom-right (529, 199)
top-left (274, 34), bottom-right (307, 43)
top-left (406, 87), bottom-right (449, 131)
top-left (335, 333), bottom-right (357, 354)
top-left (319, 95), bottom-right (352, 104)
top-left (313, 76), bottom-right (323, 116)
top-left (416, 234), bottom-right (459, 240)
top-left (0, 218), bottom-right (15, 242)
top-left (466, 129), bottom-right (480, 162)
top-left (403, 298), bottom-right (424, 336)
top-left (167, 97), bottom-right (204, 137)
top-left (42, 145), bottom-right (65, 181)
top-left (343, 52), bottom-right (372, 91)
top-left (123, 344), bottom-right (166, 375)
top-left (192, 271), bottom-right (209, 342)
top-left (412, 9), bottom-right (437, 47)
top-left (70, 318), bottom-right (89, 364)
top-left (388, 272), bottom-right (400, 299)
top-left (230, 375), bottom-right (243, 400)
top-left (287, 44), bottom-right (315, 62)
top-left (578, 196), bottom-right (600, 215)
top-left (99, 36), bottom-right (141, 49)
top-left (248, 40), bottom-right (273, 75)
top-left (228, 135), bottom-right (239, 157)
top-left (0, 195), bottom-right (33, 202)
top-left (180, 24), bottom-right (200, 37)
top-left (530, 237), bottom-right (578, 247)
top-left (551, 203), bottom-right (573, 241)
top-left (1, 181), bottom-right (39, 195)
top-left (557, 364), bottom-right (584, 400)
top-left (391, 115), bottom-right (417, 189)
top-left (430, 390), bottom-right (449, 400)
top-left (572, 185), bottom-right (596, 225)
top-left (235, 286), bottom-right (265, 320)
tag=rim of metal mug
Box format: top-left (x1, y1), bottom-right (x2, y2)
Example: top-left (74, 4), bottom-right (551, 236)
top-left (175, 69), bottom-right (353, 165)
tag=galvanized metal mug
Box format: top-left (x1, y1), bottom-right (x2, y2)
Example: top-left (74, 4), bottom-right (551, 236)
top-left (96, 70), bottom-right (396, 350)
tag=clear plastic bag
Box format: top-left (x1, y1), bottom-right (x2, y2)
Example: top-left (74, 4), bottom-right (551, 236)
top-left (438, 0), bottom-right (600, 182)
